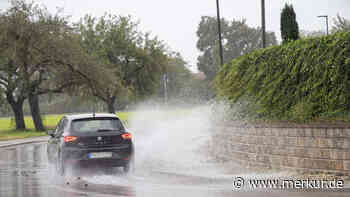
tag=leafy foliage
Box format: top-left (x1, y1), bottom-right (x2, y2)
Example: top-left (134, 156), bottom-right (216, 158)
top-left (0, 0), bottom-right (82, 129)
top-left (163, 53), bottom-right (191, 97)
top-left (162, 53), bottom-right (213, 104)
top-left (0, 0), bottom-right (203, 130)
top-left (196, 16), bottom-right (277, 80)
top-left (216, 32), bottom-right (350, 120)
top-left (332, 14), bottom-right (350, 33)
top-left (75, 14), bottom-right (170, 112)
top-left (281, 3), bottom-right (299, 43)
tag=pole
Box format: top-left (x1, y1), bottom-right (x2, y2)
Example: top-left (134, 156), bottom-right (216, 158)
top-left (318, 15), bottom-right (329, 35)
top-left (163, 73), bottom-right (168, 103)
top-left (261, 0), bottom-right (266, 48)
top-left (326, 16), bottom-right (329, 35)
top-left (216, 0), bottom-right (224, 66)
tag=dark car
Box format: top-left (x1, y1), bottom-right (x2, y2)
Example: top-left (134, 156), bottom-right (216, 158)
top-left (47, 113), bottom-right (134, 176)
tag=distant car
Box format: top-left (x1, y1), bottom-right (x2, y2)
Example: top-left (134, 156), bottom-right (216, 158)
top-left (47, 113), bottom-right (134, 176)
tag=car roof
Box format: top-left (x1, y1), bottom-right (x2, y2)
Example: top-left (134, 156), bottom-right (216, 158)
top-left (64, 113), bottom-right (119, 120)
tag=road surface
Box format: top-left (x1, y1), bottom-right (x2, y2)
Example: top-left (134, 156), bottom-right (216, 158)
top-left (0, 141), bottom-right (349, 197)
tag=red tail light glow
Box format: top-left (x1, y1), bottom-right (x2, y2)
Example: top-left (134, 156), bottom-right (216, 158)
top-left (64, 136), bottom-right (77, 142)
top-left (121, 133), bottom-right (132, 140)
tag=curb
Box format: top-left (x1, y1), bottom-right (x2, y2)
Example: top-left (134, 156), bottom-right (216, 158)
top-left (0, 136), bottom-right (49, 148)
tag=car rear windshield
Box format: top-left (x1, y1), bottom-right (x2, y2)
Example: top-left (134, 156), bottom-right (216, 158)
top-left (71, 118), bottom-right (125, 133)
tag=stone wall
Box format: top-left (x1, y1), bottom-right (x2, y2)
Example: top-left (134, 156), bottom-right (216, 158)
top-left (213, 124), bottom-right (350, 175)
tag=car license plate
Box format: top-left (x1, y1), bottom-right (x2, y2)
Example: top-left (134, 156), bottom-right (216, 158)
top-left (88, 152), bottom-right (112, 159)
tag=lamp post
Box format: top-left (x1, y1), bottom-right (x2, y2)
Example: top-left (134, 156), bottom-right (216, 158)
top-left (163, 73), bottom-right (168, 103)
top-left (261, 0), bottom-right (266, 48)
top-left (216, 0), bottom-right (224, 66)
top-left (317, 15), bottom-right (329, 35)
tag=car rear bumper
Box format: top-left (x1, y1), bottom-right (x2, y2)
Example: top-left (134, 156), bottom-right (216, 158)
top-left (62, 145), bottom-right (133, 167)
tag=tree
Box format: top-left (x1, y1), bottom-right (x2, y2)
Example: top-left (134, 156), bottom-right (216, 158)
top-left (132, 34), bottom-right (168, 100)
top-left (0, 0), bottom-right (86, 130)
top-left (281, 3), bottom-right (300, 43)
top-left (196, 16), bottom-right (277, 80)
top-left (0, 1), bottom-right (41, 130)
top-left (0, 89), bottom-right (6, 115)
top-left (332, 14), bottom-right (350, 33)
top-left (162, 52), bottom-right (191, 100)
top-left (76, 14), bottom-right (167, 113)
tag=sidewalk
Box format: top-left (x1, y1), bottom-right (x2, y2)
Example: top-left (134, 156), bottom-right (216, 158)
top-left (0, 136), bottom-right (49, 148)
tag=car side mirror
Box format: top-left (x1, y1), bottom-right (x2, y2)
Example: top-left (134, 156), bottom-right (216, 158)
top-left (46, 130), bottom-right (55, 137)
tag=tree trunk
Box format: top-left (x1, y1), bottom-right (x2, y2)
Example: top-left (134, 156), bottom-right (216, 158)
top-left (29, 94), bottom-right (45, 131)
top-left (106, 98), bottom-right (116, 114)
top-left (9, 100), bottom-right (26, 130)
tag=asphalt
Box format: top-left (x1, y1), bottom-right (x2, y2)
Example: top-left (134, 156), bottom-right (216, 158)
top-left (0, 136), bottom-right (349, 196)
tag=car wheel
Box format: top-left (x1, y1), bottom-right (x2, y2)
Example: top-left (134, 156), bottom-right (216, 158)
top-left (123, 164), bottom-right (130, 174)
top-left (123, 159), bottom-right (135, 174)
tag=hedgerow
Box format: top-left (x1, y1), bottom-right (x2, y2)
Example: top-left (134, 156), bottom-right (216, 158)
top-left (216, 32), bottom-right (350, 120)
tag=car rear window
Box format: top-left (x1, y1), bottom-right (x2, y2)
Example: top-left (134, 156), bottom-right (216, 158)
top-left (71, 118), bottom-right (125, 133)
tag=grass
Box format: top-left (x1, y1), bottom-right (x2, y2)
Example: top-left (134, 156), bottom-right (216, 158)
top-left (0, 112), bottom-right (131, 141)
top-left (0, 130), bottom-right (48, 141)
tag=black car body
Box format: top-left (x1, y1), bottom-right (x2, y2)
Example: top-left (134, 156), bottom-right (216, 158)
top-left (47, 113), bottom-right (134, 175)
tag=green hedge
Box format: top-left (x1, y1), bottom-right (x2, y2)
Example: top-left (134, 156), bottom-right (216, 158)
top-left (216, 32), bottom-right (350, 120)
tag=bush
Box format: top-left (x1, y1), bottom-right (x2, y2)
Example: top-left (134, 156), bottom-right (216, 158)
top-left (216, 32), bottom-right (350, 120)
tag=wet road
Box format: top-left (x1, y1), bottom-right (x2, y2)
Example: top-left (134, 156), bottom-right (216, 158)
top-left (0, 142), bottom-right (234, 197)
top-left (1, 142), bottom-right (350, 197)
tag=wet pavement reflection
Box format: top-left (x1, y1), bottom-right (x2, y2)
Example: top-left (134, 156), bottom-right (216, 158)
top-left (1, 143), bottom-right (350, 197)
top-left (0, 143), bottom-right (232, 197)
top-left (0, 144), bottom-right (46, 197)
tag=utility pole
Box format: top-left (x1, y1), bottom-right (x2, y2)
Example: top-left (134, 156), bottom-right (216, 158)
top-left (216, 0), bottom-right (224, 66)
top-left (261, 0), bottom-right (266, 48)
top-left (317, 15), bottom-right (329, 35)
top-left (163, 73), bottom-right (168, 103)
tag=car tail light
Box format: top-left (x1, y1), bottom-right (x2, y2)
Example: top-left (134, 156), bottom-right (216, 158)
top-left (64, 136), bottom-right (78, 143)
top-left (121, 133), bottom-right (132, 140)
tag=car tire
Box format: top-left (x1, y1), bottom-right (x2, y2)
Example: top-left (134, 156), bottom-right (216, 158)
top-left (123, 159), bottom-right (135, 174)
top-left (123, 165), bottom-right (131, 174)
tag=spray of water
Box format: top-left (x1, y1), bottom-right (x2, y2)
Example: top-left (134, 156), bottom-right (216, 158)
top-left (131, 106), bottom-right (217, 175)
top-left (85, 104), bottom-right (229, 186)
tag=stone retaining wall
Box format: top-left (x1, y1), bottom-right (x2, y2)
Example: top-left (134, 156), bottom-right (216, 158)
top-left (213, 125), bottom-right (350, 175)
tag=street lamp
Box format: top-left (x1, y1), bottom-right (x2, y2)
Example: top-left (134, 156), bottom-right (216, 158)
top-left (317, 15), bottom-right (329, 35)
top-left (163, 73), bottom-right (168, 103)
top-left (216, 0), bottom-right (224, 66)
top-left (261, 0), bottom-right (266, 48)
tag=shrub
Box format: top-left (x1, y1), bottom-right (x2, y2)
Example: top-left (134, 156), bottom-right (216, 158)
top-left (216, 32), bottom-right (350, 120)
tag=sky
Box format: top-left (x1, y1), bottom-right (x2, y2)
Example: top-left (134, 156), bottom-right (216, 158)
top-left (1, 0), bottom-right (350, 71)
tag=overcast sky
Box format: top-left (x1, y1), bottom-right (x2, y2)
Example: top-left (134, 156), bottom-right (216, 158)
top-left (1, 0), bottom-right (350, 71)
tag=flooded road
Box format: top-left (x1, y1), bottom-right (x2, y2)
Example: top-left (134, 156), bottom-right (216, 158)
top-left (0, 142), bottom-right (234, 197)
top-left (0, 142), bottom-right (350, 197)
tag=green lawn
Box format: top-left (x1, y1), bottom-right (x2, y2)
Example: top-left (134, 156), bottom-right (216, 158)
top-left (0, 112), bottom-right (131, 141)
